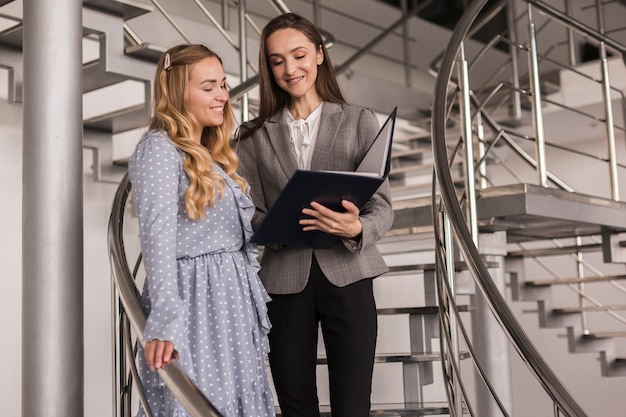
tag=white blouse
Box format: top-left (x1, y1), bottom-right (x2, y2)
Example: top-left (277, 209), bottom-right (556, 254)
top-left (288, 102), bottom-right (323, 170)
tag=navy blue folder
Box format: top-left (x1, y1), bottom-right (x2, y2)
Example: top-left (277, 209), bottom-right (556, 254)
top-left (251, 107), bottom-right (397, 249)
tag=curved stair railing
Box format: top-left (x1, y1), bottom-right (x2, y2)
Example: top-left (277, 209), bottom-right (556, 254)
top-left (431, 0), bottom-right (625, 415)
top-left (108, 174), bottom-right (224, 417)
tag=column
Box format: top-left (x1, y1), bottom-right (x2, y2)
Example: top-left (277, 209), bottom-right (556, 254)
top-left (22, 0), bottom-right (84, 416)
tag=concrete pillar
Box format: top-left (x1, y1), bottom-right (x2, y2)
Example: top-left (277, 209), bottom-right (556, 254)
top-left (471, 231), bottom-right (513, 417)
top-left (22, 0), bottom-right (84, 416)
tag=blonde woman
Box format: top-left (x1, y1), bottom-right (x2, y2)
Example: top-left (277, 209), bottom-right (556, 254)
top-left (128, 44), bottom-right (274, 417)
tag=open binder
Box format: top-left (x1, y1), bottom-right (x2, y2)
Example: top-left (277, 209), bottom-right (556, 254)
top-left (251, 107), bottom-right (397, 249)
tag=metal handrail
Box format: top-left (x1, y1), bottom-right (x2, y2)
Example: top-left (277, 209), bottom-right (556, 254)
top-left (431, 0), bottom-right (626, 197)
top-left (107, 174), bottom-right (224, 417)
top-left (526, 0), bottom-right (626, 56)
top-left (431, 0), bottom-right (589, 415)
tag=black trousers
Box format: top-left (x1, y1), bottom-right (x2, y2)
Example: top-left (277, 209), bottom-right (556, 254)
top-left (267, 257), bottom-right (377, 417)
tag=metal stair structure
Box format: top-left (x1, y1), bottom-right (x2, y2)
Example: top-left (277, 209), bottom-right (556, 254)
top-left (4, 0), bottom-right (626, 416)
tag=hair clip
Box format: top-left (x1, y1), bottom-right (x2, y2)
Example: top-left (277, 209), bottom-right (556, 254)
top-left (164, 53), bottom-right (173, 72)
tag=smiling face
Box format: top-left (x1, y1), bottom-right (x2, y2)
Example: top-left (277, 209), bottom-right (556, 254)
top-left (186, 56), bottom-right (228, 136)
top-left (265, 28), bottom-right (324, 102)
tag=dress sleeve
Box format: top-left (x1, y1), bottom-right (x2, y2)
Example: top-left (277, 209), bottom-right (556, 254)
top-left (128, 132), bottom-right (188, 352)
top-left (234, 126), bottom-right (268, 230)
top-left (342, 108), bottom-right (394, 252)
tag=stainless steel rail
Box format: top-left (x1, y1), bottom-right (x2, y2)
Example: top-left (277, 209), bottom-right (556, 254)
top-left (431, 0), bottom-right (590, 415)
top-left (108, 174), bottom-right (224, 417)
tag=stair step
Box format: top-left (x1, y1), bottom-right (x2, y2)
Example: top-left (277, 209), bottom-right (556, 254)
top-left (83, 103), bottom-right (148, 133)
top-left (317, 352), bottom-right (467, 365)
top-left (507, 243), bottom-right (602, 258)
top-left (524, 274), bottom-right (626, 287)
top-left (476, 184), bottom-right (626, 243)
top-left (392, 131), bottom-right (432, 145)
top-left (83, 0), bottom-right (153, 20)
top-left (83, 63), bottom-right (141, 93)
top-left (389, 163), bottom-right (434, 177)
top-left (584, 331), bottom-right (626, 339)
top-left (385, 261), bottom-right (498, 274)
top-left (377, 305), bottom-right (471, 316)
top-left (277, 402), bottom-right (452, 417)
top-left (0, 21), bottom-right (22, 50)
top-left (125, 42), bottom-right (167, 62)
top-left (326, 402), bottom-right (451, 416)
top-left (553, 305), bottom-right (626, 314)
top-left (391, 147), bottom-right (431, 159)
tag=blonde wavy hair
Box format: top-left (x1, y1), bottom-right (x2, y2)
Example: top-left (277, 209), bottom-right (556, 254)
top-left (150, 44), bottom-right (247, 220)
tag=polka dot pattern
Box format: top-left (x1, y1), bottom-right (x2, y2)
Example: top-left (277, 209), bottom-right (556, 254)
top-left (128, 130), bottom-right (274, 417)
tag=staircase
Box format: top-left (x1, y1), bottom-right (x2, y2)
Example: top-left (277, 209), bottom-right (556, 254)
top-left (3, 0), bottom-right (626, 416)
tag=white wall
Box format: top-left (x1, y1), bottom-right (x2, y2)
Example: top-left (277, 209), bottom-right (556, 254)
top-left (0, 69), bottom-right (24, 417)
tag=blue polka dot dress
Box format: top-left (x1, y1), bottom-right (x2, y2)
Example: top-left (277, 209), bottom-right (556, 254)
top-left (128, 130), bottom-right (275, 417)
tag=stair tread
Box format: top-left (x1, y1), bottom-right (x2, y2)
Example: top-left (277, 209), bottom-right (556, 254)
top-left (553, 304), bottom-right (626, 314)
top-left (584, 331), bottom-right (626, 339)
top-left (389, 164), bottom-right (434, 176)
top-left (83, 104), bottom-right (149, 134)
top-left (476, 184), bottom-right (626, 243)
top-left (392, 147), bottom-right (431, 159)
top-left (277, 402), bottom-right (451, 416)
top-left (377, 305), bottom-right (471, 315)
top-left (524, 274), bottom-right (626, 286)
top-left (0, 21), bottom-right (22, 50)
top-left (508, 243), bottom-right (602, 258)
top-left (385, 260), bottom-right (498, 274)
top-left (317, 352), bottom-right (470, 364)
top-left (125, 42), bottom-right (168, 63)
top-left (83, 0), bottom-right (153, 20)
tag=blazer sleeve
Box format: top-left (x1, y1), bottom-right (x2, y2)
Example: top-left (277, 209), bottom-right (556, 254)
top-left (342, 108), bottom-right (394, 252)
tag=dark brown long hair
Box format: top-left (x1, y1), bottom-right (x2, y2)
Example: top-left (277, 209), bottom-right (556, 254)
top-left (241, 13), bottom-right (346, 138)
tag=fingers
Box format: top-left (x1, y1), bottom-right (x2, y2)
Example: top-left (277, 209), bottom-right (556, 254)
top-left (144, 339), bottom-right (177, 371)
top-left (341, 199), bottom-right (360, 214)
top-left (300, 200), bottom-right (362, 238)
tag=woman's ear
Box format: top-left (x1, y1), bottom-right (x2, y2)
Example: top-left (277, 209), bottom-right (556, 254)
top-left (317, 45), bottom-right (324, 66)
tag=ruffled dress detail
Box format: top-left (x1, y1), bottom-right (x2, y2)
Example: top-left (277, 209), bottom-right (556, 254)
top-left (128, 130), bottom-right (274, 417)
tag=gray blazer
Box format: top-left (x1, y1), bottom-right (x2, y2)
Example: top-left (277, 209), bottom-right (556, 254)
top-left (236, 102), bottom-right (394, 294)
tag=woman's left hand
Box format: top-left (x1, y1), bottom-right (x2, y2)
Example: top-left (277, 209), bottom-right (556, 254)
top-left (300, 200), bottom-right (363, 239)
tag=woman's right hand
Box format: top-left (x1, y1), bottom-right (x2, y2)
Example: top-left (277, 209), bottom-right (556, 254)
top-left (144, 339), bottom-right (179, 371)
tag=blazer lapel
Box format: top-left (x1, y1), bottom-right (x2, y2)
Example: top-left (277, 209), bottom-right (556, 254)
top-left (311, 103), bottom-right (344, 170)
top-left (265, 109), bottom-right (298, 178)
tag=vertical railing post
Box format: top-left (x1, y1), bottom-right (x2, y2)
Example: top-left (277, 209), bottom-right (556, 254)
top-left (506, 1), bottom-right (522, 122)
top-left (476, 112), bottom-right (488, 190)
top-left (595, 0), bottom-right (619, 200)
top-left (457, 43), bottom-right (479, 242)
top-left (565, 0), bottom-right (576, 67)
top-left (400, 0), bottom-right (413, 87)
top-left (313, 0), bottom-right (322, 26)
top-left (238, 0), bottom-right (249, 122)
top-left (575, 236), bottom-right (590, 334)
top-left (526, 4), bottom-right (548, 187)
top-left (442, 210), bottom-right (463, 417)
top-left (221, 0), bottom-right (230, 31)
